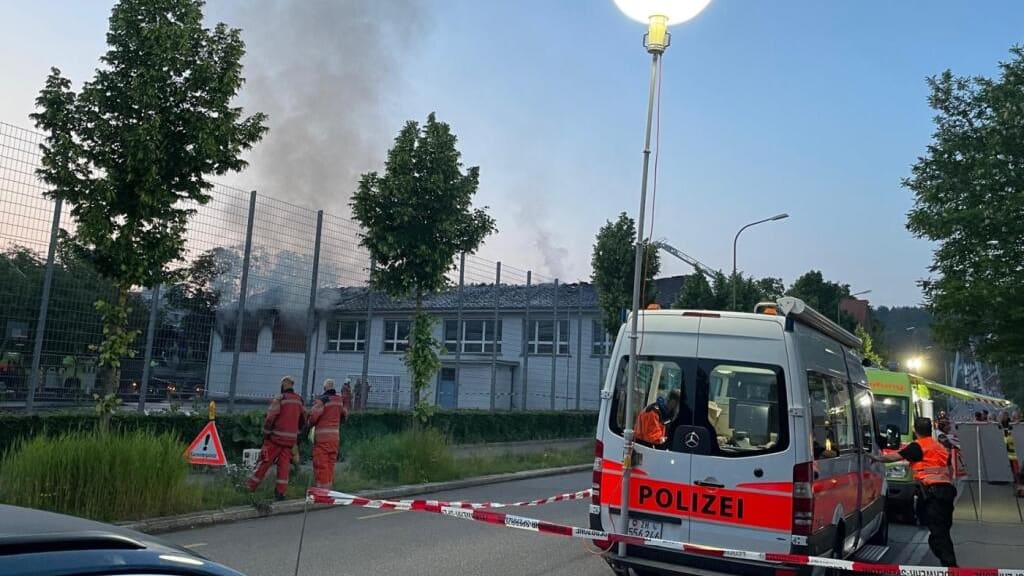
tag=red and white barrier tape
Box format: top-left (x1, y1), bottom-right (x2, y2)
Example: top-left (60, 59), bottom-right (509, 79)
top-left (308, 488), bottom-right (1024, 576)
top-left (307, 487), bottom-right (591, 510)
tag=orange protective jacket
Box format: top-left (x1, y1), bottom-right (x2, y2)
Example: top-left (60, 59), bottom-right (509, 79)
top-left (264, 390), bottom-right (306, 448)
top-left (309, 391), bottom-right (347, 446)
top-left (912, 436), bottom-right (952, 486)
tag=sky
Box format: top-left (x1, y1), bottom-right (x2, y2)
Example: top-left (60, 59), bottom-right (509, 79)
top-left (1, 0), bottom-right (1021, 307)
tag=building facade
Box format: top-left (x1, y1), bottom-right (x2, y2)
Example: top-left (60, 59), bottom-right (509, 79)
top-left (205, 282), bottom-right (623, 411)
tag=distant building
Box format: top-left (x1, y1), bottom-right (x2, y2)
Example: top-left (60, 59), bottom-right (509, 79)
top-left (840, 296), bottom-right (870, 328)
top-left (206, 277), bottom-right (686, 410)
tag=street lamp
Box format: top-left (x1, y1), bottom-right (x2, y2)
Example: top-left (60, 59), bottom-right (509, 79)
top-left (838, 289), bottom-right (872, 323)
top-left (613, 0), bottom-right (711, 558)
top-left (731, 213), bottom-right (789, 310)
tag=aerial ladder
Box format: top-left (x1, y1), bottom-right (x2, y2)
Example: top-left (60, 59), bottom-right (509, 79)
top-left (651, 238), bottom-right (719, 280)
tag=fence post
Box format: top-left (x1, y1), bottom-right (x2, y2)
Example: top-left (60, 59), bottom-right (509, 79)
top-left (360, 259), bottom-right (374, 404)
top-left (576, 284), bottom-right (583, 411)
top-left (26, 198), bottom-right (62, 413)
top-left (137, 283), bottom-right (161, 412)
top-left (453, 252), bottom-right (465, 409)
top-left (228, 190), bottom-right (257, 410)
top-left (300, 210), bottom-right (324, 401)
top-left (551, 278), bottom-right (558, 410)
top-left (490, 262), bottom-right (501, 411)
top-left (522, 270), bottom-right (531, 411)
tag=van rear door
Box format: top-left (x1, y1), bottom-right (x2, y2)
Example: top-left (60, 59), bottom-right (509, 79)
top-left (686, 315), bottom-right (794, 554)
top-left (600, 318), bottom-right (700, 547)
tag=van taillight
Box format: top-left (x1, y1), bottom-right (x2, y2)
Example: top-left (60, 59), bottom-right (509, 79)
top-left (792, 461), bottom-right (814, 537)
top-left (592, 439), bottom-right (604, 508)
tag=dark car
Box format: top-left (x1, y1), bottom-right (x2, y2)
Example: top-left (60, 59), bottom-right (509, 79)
top-left (0, 504), bottom-right (248, 576)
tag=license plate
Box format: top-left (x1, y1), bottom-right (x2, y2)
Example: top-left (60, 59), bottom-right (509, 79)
top-left (626, 518), bottom-right (663, 540)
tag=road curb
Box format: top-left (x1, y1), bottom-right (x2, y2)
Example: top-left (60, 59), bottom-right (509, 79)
top-left (120, 463), bottom-right (591, 535)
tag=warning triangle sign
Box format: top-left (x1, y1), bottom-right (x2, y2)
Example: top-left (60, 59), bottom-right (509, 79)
top-left (184, 421), bottom-right (227, 466)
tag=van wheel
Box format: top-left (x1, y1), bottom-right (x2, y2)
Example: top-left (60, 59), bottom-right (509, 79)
top-left (869, 512), bottom-right (889, 545)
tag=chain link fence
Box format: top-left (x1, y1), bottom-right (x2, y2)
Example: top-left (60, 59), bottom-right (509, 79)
top-left (0, 121), bottom-right (609, 413)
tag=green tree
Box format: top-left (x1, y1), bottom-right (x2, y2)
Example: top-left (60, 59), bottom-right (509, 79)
top-left (30, 0), bottom-right (267, 423)
top-left (590, 213), bottom-right (660, 339)
top-left (351, 113), bottom-right (496, 422)
top-left (904, 46), bottom-right (1024, 368)
top-left (672, 272), bottom-right (717, 309)
top-left (856, 324), bottom-right (885, 366)
top-left (785, 270), bottom-right (856, 331)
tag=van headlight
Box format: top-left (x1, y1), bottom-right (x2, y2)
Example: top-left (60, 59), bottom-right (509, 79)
top-left (886, 462), bottom-right (909, 480)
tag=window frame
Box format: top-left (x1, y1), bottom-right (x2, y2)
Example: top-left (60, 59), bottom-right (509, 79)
top-left (443, 318), bottom-right (502, 354)
top-left (527, 318), bottom-right (570, 355)
top-left (382, 319), bottom-right (411, 353)
top-left (807, 370), bottom-right (856, 458)
top-left (325, 318), bottom-right (366, 353)
top-left (591, 319), bottom-right (613, 357)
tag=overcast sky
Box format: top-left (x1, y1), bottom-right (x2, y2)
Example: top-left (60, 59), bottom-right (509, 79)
top-left (2, 1), bottom-right (1021, 306)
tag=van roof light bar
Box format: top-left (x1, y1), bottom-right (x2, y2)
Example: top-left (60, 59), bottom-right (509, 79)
top-left (772, 296), bottom-right (862, 349)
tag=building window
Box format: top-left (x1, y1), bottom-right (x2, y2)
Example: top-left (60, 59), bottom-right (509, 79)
top-left (271, 314), bottom-right (307, 353)
top-left (221, 314), bottom-right (260, 352)
top-left (444, 319), bottom-right (502, 354)
top-left (383, 320), bottom-right (411, 353)
top-left (326, 319), bottom-right (365, 352)
top-left (592, 320), bottom-right (613, 356)
top-left (527, 319), bottom-right (569, 355)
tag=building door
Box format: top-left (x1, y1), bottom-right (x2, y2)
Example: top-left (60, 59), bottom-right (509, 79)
top-left (437, 367), bottom-right (457, 409)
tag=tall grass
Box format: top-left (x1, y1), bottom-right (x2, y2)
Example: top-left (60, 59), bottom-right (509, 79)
top-left (0, 431), bottom-right (199, 521)
top-left (351, 429), bottom-right (458, 485)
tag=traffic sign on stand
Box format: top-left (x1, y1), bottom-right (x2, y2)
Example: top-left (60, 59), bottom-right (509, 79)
top-left (184, 421), bottom-right (227, 466)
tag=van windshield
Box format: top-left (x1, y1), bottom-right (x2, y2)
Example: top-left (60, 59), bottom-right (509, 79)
top-left (609, 356), bottom-right (787, 457)
top-left (874, 394), bottom-right (909, 437)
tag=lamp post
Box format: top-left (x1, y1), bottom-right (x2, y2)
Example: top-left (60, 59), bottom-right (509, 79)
top-left (612, 0), bottom-right (711, 558)
top-left (838, 289), bottom-right (872, 324)
top-left (731, 213), bottom-right (788, 310)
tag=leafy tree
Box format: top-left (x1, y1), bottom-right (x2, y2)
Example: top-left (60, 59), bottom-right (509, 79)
top-left (904, 46), bottom-right (1024, 368)
top-left (30, 0), bottom-right (267, 423)
top-left (591, 213), bottom-right (660, 338)
top-left (786, 270), bottom-right (856, 331)
top-left (856, 324), bottom-right (885, 366)
top-left (351, 113), bottom-right (496, 422)
top-left (672, 272), bottom-right (716, 309)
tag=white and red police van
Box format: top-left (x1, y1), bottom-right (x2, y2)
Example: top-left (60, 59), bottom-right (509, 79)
top-left (591, 297), bottom-right (887, 576)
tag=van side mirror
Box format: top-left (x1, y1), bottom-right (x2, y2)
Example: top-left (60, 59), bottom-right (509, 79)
top-left (884, 426), bottom-right (901, 450)
top-left (861, 358), bottom-right (872, 367)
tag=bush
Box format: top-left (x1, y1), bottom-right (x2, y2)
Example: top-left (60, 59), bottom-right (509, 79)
top-left (0, 409), bottom-right (598, 461)
top-left (351, 429), bottom-right (458, 485)
top-left (0, 431), bottom-right (198, 521)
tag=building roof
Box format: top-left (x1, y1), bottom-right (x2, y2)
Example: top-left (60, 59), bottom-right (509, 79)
top-left (232, 276), bottom-right (688, 316)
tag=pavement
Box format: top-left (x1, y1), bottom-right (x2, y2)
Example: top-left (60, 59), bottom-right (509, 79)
top-left (163, 472), bottom-right (1024, 576)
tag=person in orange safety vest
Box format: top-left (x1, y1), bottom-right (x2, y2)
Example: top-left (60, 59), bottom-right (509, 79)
top-left (871, 417), bottom-right (957, 567)
top-left (308, 378), bottom-right (348, 489)
top-left (635, 390), bottom-right (680, 447)
top-left (247, 376), bottom-right (306, 500)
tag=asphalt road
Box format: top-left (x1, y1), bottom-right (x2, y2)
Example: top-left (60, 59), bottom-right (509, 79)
top-left (164, 471), bottom-right (960, 576)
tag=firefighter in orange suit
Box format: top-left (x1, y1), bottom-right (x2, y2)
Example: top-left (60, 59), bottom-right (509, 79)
top-left (871, 417), bottom-right (957, 567)
top-left (308, 378), bottom-right (347, 489)
top-left (247, 376), bottom-right (306, 500)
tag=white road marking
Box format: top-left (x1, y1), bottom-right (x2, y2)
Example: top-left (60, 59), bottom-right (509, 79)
top-left (358, 510), bottom-right (406, 520)
top-left (183, 542), bottom-right (207, 549)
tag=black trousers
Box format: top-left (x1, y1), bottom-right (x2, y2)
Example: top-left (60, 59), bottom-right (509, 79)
top-left (921, 483), bottom-right (958, 567)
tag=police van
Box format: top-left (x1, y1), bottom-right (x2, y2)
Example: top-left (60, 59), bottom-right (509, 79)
top-left (592, 297), bottom-right (887, 576)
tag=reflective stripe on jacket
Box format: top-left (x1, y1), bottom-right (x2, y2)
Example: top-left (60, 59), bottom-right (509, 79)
top-left (264, 390), bottom-right (306, 447)
top-left (309, 392), bottom-right (346, 443)
top-left (911, 436), bottom-right (952, 486)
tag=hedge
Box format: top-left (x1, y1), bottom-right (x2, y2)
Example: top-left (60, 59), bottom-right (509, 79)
top-left (0, 410), bottom-right (598, 460)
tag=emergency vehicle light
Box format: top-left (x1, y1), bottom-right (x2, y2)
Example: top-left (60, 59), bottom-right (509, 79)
top-left (755, 302), bottom-right (778, 315)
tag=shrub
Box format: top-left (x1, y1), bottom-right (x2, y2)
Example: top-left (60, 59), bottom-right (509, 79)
top-left (351, 429), bottom-right (458, 485)
top-left (0, 431), bottom-right (199, 521)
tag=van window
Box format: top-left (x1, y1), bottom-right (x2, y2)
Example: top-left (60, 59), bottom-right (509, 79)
top-left (609, 357), bottom-right (787, 457)
top-left (704, 362), bottom-right (788, 456)
top-left (808, 371), bottom-right (855, 458)
top-left (853, 387), bottom-right (876, 449)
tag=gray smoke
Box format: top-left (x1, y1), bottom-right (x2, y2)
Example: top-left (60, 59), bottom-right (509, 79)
top-left (216, 0), bottom-right (429, 212)
top-left (516, 203), bottom-right (569, 279)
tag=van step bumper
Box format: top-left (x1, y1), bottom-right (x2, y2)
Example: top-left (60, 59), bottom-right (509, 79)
top-left (853, 544), bottom-right (889, 563)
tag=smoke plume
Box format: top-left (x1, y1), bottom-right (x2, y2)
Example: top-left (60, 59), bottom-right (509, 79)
top-left (217, 0), bottom-right (429, 212)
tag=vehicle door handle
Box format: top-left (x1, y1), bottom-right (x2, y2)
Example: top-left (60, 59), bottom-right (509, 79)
top-left (694, 480), bottom-right (724, 488)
